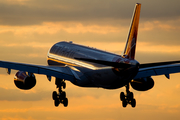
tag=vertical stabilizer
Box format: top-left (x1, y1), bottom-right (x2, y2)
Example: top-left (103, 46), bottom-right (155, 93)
top-left (123, 3), bottom-right (141, 59)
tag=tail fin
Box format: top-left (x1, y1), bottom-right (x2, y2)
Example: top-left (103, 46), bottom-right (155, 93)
top-left (123, 3), bottom-right (141, 60)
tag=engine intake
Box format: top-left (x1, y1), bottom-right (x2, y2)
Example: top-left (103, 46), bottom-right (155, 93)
top-left (14, 71), bottom-right (36, 90)
top-left (130, 77), bottom-right (154, 91)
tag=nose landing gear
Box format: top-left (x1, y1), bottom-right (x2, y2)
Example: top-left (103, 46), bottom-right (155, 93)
top-left (52, 78), bottom-right (68, 107)
top-left (120, 84), bottom-right (136, 108)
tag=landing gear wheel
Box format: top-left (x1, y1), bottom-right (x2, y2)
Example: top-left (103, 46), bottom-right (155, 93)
top-left (54, 99), bottom-right (60, 107)
top-left (122, 100), bottom-right (127, 108)
top-left (52, 91), bottom-right (58, 100)
top-left (63, 98), bottom-right (68, 107)
top-left (62, 82), bottom-right (66, 89)
top-left (53, 78), bottom-right (68, 107)
top-left (120, 92), bottom-right (125, 101)
top-left (120, 83), bottom-right (136, 108)
top-left (131, 99), bottom-right (136, 108)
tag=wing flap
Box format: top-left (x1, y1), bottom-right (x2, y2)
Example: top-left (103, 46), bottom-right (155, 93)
top-left (0, 60), bottom-right (76, 82)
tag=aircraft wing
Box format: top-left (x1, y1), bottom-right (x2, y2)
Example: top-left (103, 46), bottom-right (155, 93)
top-left (0, 60), bottom-right (76, 82)
top-left (134, 63), bottom-right (180, 79)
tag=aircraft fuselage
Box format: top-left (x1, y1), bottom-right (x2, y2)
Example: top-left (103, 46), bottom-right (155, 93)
top-left (47, 41), bottom-right (139, 89)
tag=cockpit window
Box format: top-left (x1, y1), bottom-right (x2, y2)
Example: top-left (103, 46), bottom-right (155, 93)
top-left (50, 45), bottom-right (59, 54)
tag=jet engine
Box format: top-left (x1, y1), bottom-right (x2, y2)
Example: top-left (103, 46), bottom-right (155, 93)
top-left (130, 77), bottom-right (154, 91)
top-left (14, 71), bottom-right (36, 90)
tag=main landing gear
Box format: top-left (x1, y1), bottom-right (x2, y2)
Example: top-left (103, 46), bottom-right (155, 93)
top-left (52, 78), bottom-right (68, 107)
top-left (120, 84), bottom-right (136, 108)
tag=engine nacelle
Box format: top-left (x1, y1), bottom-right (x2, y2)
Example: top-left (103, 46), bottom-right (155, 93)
top-left (130, 77), bottom-right (154, 91)
top-left (14, 71), bottom-right (36, 90)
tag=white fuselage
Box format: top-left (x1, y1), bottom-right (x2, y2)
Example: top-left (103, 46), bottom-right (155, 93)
top-left (47, 41), bottom-right (139, 89)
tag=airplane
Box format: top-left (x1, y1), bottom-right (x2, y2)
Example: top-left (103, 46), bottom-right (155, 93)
top-left (1, 3), bottom-right (180, 108)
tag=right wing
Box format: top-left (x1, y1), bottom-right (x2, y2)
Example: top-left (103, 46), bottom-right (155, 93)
top-left (0, 60), bottom-right (76, 82)
top-left (134, 61), bottom-right (180, 79)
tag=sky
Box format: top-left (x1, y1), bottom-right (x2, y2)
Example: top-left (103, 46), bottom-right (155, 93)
top-left (0, 0), bottom-right (180, 120)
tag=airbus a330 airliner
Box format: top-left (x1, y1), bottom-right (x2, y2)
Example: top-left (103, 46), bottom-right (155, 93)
top-left (1, 3), bottom-right (180, 108)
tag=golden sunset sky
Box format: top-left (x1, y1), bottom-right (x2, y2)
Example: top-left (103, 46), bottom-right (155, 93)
top-left (0, 0), bottom-right (180, 120)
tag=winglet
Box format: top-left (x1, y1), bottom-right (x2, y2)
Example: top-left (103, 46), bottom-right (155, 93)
top-left (123, 3), bottom-right (141, 60)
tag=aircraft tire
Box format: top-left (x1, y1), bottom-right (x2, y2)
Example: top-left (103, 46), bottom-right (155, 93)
top-left (63, 98), bottom-right (68, 107)
top-left (120, 92), bottom-right (125, 101)
top-left (63, 82), bottom-right (66, 89)
top-left (61, 91), bottom-right (66, 99)
top-left (122, 100), bottom-right (127, 107)
top-left (54, 99), bottom-right (60, 107)
top-left (52, 91), bottom-right (58, 100)
top-left (131, 99), bottom-right (136, 108)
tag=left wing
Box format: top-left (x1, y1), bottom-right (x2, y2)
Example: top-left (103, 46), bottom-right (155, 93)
top-left (135, 62), bottom-right (180, 79)
top-left (0, 60), bottom-right (76, 82)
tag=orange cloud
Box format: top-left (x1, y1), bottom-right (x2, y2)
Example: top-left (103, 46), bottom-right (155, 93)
top-left (136, 42), bottom-right (180, 53)
top-left (2, 42), bottom-right (52, 48)
top-left (79, 41), bottom-right (180, 54)
top-left (0, 22), bottom-right (126, 35)
top-left (3, 0), bottom-right (29, 5)
top-left (2, 117), bottom-right (34, 120)
top-left (140, 20), bottom-right (180, 31)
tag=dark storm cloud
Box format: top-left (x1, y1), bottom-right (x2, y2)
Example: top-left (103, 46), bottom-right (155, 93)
top-left (0, 0), bottom-right (180, 25)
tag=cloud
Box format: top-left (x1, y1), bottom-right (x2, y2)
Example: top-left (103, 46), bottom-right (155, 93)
top-left (0, 1), bottom-right (180, 120)
top-left (0, 22), bottom-right (124, 35)
top-left (1, 117), bottom-right (34, 120)
top-left (4, 0), bottom-right (30, 5)
top-left (0, 19), bottom-right (180, 46)
top-left (0, 87), bottom-right (50, 101)
top-left (136, 42), bottom-right (180, 53)
top-left (140, 20), bottom-right (180, 32)
top-left (0, 0), bottom-right (179, 26)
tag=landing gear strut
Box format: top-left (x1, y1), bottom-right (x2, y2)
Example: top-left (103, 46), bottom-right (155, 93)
top-left (120, 83), bottom-right (136, 108)
top-left (52, 78), bottom-right (68, 107)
